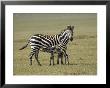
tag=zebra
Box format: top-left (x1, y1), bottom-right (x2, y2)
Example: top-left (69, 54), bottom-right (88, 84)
top-left (56, 44), bottom-right (68, 65)
top-left (19, 25), bottom-right (74, 66)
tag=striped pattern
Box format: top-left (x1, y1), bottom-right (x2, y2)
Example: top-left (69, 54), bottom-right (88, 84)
top-left (19, 25), bottom-right (74, 66)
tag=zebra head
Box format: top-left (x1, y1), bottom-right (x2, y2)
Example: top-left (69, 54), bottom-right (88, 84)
top-left (66, 25), bottom-right (74, 41)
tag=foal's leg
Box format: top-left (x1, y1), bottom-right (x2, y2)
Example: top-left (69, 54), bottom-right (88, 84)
top-left (57, 54), bottom-right (59, 64)
top-left (57, 47), bottom-right (64, 65)
top-left (57, 48), bottom-right (61, 64)
top-left (50, 51), bottom-right (54, 65)
top-left (57, 51), bottom-right (60, 64)
top-left (57, 52), bottom-right (63, 65)
top-left (61, 53), bottom-right (63, 65)
top-left (35, 49), bottom-right (42, 66)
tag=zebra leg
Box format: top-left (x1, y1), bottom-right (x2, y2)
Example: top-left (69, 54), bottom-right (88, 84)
top-left (57, 52), bottom-right (63, 65)
top-left (57, 52), bottom-right (60, 64)
top-left (49, 57), bottom-right (51, 65)
top-left (57, 48), bottom-right (61, 64)
top-left (63, 50), bottom-right (69, 65)
top-left (57, 55), bottom-right (59, 64)
top-left (29, 52), bottom-right (34, 65)
top-left (50, 51), bottom-right (54, 65)
top-left (35, 50), bottom-right (42, 66)
top-left (52, 54), bottom-right (55, 65)
top-left (61, 52), bottom-right (64, 65)
top-left (64, 53), bottom-right (66, 64)
top-left (65, 54), bottom-right (69, 65)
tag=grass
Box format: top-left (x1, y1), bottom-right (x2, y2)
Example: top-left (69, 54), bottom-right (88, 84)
top-left (13, 13), bottom-right (97, 75)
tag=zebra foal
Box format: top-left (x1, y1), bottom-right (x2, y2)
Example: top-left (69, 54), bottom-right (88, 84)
top-left (19, 25), bottom-right (74, 66)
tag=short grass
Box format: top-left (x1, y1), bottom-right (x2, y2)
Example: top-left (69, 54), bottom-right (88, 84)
top-left (13, 13), bottom-right (97, 75)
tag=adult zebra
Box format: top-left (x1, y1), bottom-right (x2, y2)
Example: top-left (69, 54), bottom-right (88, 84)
top-left (19, 25), bottom-right (74, 66)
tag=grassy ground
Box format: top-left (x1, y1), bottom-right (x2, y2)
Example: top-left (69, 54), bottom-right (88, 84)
top-left (13, 13), bottom-right (97, 75)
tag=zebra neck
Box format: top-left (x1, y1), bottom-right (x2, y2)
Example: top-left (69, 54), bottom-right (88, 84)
top-left (58, 33), bottom-right (69, 45)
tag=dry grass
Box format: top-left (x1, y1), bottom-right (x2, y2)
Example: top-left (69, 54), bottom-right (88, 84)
top-left (13, 13), bottom-right (97, 75)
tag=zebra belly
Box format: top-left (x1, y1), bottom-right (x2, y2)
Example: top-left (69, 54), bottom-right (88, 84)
top-left (40, 46), bottom-right (57, 53)
top-left (29, 34), bottom-right (60, 53)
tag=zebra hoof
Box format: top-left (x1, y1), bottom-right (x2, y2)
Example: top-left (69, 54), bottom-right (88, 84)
top-left (39, 64), bottom-right (42, 66)
top-left (61, 63), bottom-right (64, 65)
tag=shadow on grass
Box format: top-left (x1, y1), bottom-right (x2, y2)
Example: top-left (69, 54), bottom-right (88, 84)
top-left (39, 63), bottom-right (79, 66)
top-left (39, 62), bottom-right (96, 66)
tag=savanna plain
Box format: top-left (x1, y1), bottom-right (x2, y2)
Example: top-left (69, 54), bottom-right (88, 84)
top-left (13, 13), bottom-right (97, 75)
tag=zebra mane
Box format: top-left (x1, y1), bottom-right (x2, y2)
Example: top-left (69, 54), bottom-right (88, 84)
top-left (60, 29), bottom-right (66, 35)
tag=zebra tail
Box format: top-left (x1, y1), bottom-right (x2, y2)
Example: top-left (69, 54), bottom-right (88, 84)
top-left (19, 43), bottom-right (28, 50)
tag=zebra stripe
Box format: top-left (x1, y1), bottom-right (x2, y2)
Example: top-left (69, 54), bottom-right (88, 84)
top-left (19, 25), bottom-right (74, 65)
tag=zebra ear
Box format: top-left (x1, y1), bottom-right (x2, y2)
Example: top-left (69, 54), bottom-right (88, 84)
top-left (67, 25), bottom-right (71, 29)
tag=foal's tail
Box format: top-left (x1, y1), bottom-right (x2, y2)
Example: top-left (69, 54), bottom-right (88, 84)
top-left (19, 41), bottom-right (29, 50)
